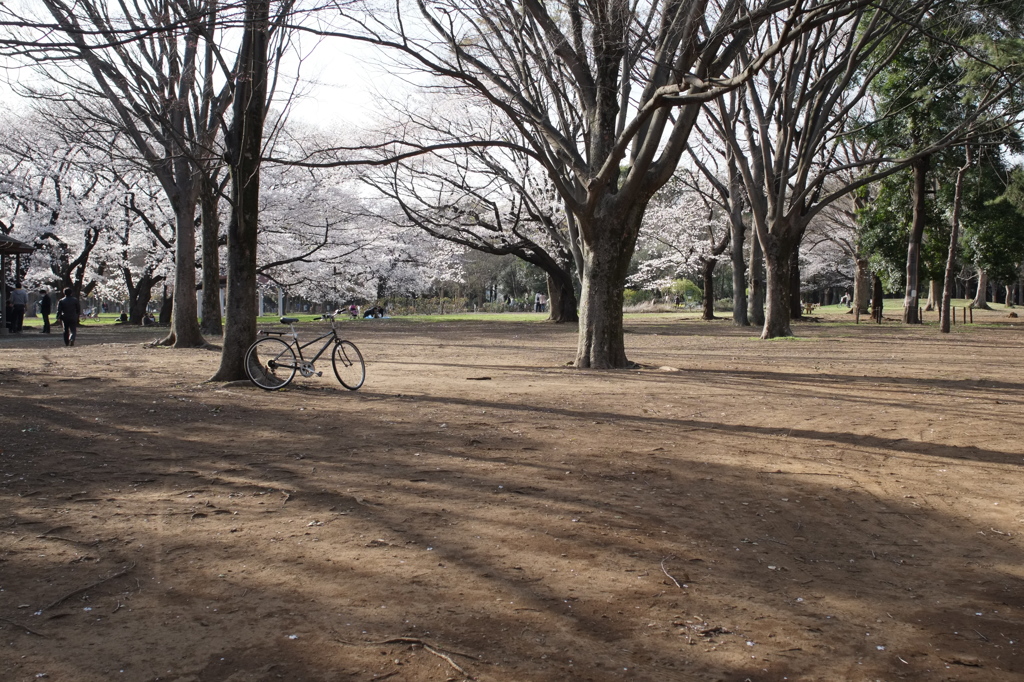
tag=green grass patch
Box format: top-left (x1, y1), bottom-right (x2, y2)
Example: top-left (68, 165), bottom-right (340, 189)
top-left (257, 312), bottom-right (551, 324)
top-left (77, 313), bottom-right (129, 326)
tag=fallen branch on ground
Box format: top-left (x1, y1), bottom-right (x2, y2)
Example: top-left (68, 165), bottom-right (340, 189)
top-left (661, 556), bottom-right (685, 589)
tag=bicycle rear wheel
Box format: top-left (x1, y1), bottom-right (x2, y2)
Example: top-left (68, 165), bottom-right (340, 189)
top-left (332, 339), bottom-right (365, 390)
top-left (246, 337), bottom-right (297, 390)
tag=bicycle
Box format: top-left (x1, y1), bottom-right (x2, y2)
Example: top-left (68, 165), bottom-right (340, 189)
top-left (244, 313), bottom-right (365, 391)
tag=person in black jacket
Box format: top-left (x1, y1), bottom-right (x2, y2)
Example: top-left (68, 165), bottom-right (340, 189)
top-left (38, 289), bottom-right (52, 334)
top-left (56, 288), bottom-right (81, 347)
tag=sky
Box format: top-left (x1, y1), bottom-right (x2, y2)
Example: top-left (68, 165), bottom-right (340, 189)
top-left (0, 5), bottom-right (407, 132)
top-left (278, 35), bottom-right (398, 128)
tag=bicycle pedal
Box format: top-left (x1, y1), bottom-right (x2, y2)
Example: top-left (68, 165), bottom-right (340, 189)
top-left (316, 372), bottom-right (323, 377)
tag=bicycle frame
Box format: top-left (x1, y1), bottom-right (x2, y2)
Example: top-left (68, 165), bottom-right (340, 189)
top-left (258, 322), bottom-right (337, 366)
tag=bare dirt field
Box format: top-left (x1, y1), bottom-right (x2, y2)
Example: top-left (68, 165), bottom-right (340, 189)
top-left (1, 311), bottom-right (1022, 682)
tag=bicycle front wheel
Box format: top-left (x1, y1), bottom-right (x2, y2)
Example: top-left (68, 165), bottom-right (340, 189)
top-left (332, 340), bottom-right (365, 390)
top-left (246, 337), bottom-right (297, 390)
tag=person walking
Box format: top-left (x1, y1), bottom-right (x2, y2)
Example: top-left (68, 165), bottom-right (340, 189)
top-left (9, 282), bottom-right (28, 333)
top-left (38, 289), bottom-right (52, 334)
top-left (56, 287), bottom-right (81, 347)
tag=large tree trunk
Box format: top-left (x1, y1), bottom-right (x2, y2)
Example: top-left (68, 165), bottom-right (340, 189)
top-left (731, 226), bottom-right (749, 325)
top-left (903, 155), bottom-right (929, 324)
top-left (159, 285), bottom-right (172, 325)
top-left (940, 157), bottom-right (968, 333)
top-left (127, 272), bottom-right (161, 325)
top-left (972, 268), bottom-right (992, 309)
top-left (729, 171), bottom-right (748, 326)
top-left (200, 179), bottom-right (223, 337)
top-left (853, 256), bottom-right (870, 318)
top-left (546, 270), bottom-right (578, 323)
top-left (157, 199), bottom-right (205, 346)
top-left (789, 247), bottom-right (802, 320)
top-left (761, 232), bottom-right (794, 339)
top-left (210, 0), bottom-right (269, 381)
top-left (701, 258), bottom-right (717, 321)
top-left (575, 209), bottom-right (642, 368)
top-left (747, 233), bottom-right (765, 327)
top-left (872, 274), bottom-right (884, 323)
top-left (925, 280), bottom-right (940, 311)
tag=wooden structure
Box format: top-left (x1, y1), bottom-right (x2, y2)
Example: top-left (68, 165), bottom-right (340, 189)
top-left (1, 235), bottom-right (35, 336)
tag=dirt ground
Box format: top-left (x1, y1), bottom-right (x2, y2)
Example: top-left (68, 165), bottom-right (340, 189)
top-left (1, 310), bottom-right (1022, 682)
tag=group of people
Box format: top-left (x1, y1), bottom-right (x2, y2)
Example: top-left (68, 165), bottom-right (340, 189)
top-left (326, 304), bottom-right (387, 320)
top-left (4, 284), bottom-right (81, 346)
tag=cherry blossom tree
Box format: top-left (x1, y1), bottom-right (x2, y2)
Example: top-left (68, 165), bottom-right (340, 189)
top-left (0, 113), bottom-right (121, 296)
top-left (360, 100), bottom-right (581, 322)
top-left (3, 0), bottom-right (242, 347)
top-left (0, 110), bottom-right (177, 316)
top-left (632, 178), bottom-right (731, 320)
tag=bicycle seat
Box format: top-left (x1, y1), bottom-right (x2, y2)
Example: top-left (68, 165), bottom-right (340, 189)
top-left (280, 317), bottom-right (300, 324)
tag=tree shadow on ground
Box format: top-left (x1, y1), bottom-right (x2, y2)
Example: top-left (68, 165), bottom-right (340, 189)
top-left (2, 365), bottom-right (1022, 681)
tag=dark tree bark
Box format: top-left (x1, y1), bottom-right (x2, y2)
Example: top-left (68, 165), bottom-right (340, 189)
top-left (731, 223), bottom-right (749, 326)
top-left (903, 155), bottom-right (930, 323)
top-left (872, 274), bottom-right (884, 323)
top-left (210, 0), bottom-right (269, 381)
top-left (789, 247), bottom-right (803, 320)
top-left (165, 201), bottom-right (205, 345)
top-left (701, 258), bottom-right (718, 321)
top-left (546, 271), bottom-right (578, 324)
top-left (125, 271), bottom-right (163, 325)
top-left (199, 177), bottom-right (223, 336)
top-left (761, 231), bottom-right (794, 338)
top-left (159, 285), bottom-right (172, 324)
top-left (748, 233), bottom-right (765, 327)
top-left (575, 208), bottom-right (645, 368)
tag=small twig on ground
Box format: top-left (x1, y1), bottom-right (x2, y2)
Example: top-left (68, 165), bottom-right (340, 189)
top-left (660, 556), bottom-right (684, 589)
top-left (281, 491), bottom-right (292, 505)
top-left (0, 616), bottom-right (45, 637)
top-left (44, 562), bottom-right (135, 611)
top-left (337, 637), bottom-right (477, 680)
top-left (973, 629), bottom-right (990, 642)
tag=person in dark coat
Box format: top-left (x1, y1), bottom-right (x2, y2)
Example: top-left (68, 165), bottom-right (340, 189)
top-left (56, 288), bottom-right (81, 347)
top-left (38, 289), bottom-right (52, 334)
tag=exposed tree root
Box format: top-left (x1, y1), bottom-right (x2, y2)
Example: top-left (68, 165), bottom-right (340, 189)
top-left (44, 562), bottom-right (135, 611)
